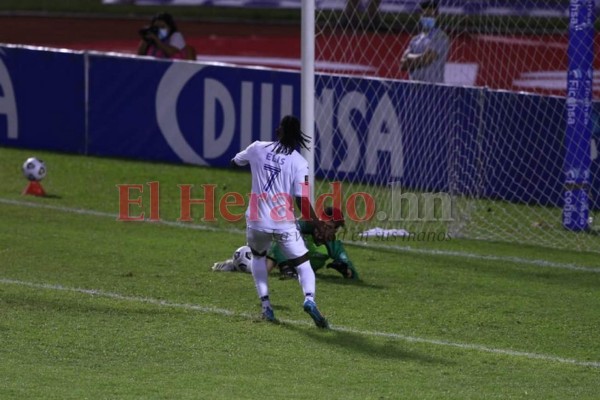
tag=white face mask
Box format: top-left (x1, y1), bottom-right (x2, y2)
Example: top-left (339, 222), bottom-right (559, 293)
top-left (158, 28), bottom-right (169, 40)
top-left (420, 16), bottom-right (436, 30)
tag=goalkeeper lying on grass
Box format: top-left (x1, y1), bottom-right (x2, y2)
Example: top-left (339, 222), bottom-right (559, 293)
top-left (212, 207), bottom-right (359, 280)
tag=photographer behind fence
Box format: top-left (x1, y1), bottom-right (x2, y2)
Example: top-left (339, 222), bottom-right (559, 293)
top-left (136, 12), bottom-right (195, 60)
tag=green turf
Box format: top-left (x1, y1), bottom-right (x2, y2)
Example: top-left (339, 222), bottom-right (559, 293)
top-left (1, 147), bottom-right (599, 399)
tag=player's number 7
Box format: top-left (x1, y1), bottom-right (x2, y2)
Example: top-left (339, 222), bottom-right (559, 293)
top-left (263, 164), bottom-right (281, 192)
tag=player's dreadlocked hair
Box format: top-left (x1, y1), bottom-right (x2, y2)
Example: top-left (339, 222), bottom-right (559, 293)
top-left (274, 115), bottom-right (311, 155)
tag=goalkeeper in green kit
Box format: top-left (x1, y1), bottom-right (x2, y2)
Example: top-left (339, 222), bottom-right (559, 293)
top-left (270, 206), bottom-right (358, 280)
top-left (212, 206), bottom-right (359, 281)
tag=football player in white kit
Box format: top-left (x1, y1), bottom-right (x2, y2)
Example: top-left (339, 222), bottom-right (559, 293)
top-left (231, 115), bottom-right (329, 328)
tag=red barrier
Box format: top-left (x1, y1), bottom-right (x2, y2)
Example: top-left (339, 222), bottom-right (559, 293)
top-left (3, 15), bottom-right (596, 98)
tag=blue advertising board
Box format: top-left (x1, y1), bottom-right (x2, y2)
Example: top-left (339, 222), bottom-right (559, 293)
top-left (481, 91), bottom-right (565, 206)
top-left (87, 55), bottom-right (300, 165)
top-left (314, 76), bottom-right (472, 191)
top-left (563, 0), bottom-right (595, 230)
top-left (314, 75), bottom-right (599, 210)
top-left (0, 46), bottom-right (85, 153)
top-left (0, 45), bottom-right (597, 212)
top-left (590, 103), bottom-right (600, 211)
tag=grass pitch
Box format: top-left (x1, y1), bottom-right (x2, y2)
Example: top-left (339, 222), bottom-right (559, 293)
top-left (1, 147), bottom-right (599, 399)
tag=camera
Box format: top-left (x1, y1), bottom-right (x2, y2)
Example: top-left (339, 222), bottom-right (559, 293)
top-left (139, 26), bottom-right (159, 41)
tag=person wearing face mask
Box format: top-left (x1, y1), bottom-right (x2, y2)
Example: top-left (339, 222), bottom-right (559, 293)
top-left (400, 1), bottom-right (449, 83)
top-left (137, 12), bottom-right (194, 60)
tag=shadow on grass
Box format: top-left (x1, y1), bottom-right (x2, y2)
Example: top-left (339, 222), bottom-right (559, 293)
top-left (43, 194), bottom-right (62, 199)
top-left (314, 273), bottom-right (387, 289)
top-left (274, 271), bottom-right (386, 289)
top-left (3, 292), bottom-right (177, 317)
top-left (280, 322), bottom-right (450, 365)
top-left (372, 244), bottom-right (600, 289)
top-left (271, 304), bottom-right (292, 312)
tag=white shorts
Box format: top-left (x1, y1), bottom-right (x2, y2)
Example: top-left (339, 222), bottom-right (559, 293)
top-left (246, 227), bottom-right (308, 259)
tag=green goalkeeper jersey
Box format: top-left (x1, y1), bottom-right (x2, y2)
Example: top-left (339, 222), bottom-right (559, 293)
top-left (268, 220), bottom-right (356, 273)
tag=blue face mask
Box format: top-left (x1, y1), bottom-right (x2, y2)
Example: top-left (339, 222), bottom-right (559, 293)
top-left (420, 16), bottom-right (436, 30)
top-left (158, 28), bottom-right (169, 40)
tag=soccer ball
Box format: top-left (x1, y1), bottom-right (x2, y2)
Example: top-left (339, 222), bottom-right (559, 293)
top-left (232, 245), bottom-right (252, 273)
top-left (22, 157), bottom-right (47, 181)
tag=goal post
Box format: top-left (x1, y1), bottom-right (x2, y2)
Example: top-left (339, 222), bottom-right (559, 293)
top-left (301, 0), bottom-right (600, 252)
top-left (301, 0), bottom-right (316, 203)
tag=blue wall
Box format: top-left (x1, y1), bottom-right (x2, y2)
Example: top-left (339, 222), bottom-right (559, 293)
top-left (0, 45), bottom-right (598, 209)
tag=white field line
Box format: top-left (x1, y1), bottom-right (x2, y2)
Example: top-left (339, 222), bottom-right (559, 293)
top-left (1, 277), bottom-right (599, 369)
top-left (352, 242), bottom-right (600, 273)
top-left (0, 197), bottom-right (242, 234)
top-left (1, 197), bottom-right (599, 273)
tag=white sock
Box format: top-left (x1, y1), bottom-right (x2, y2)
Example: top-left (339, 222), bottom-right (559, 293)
top-left (296, 261), bottom-right (316, 302)
top-left (251, 256), bottom-right (270, 306)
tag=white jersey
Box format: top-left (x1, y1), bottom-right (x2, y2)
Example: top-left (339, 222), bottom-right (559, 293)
top-left (233, 141), bottom-right (309, 231)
